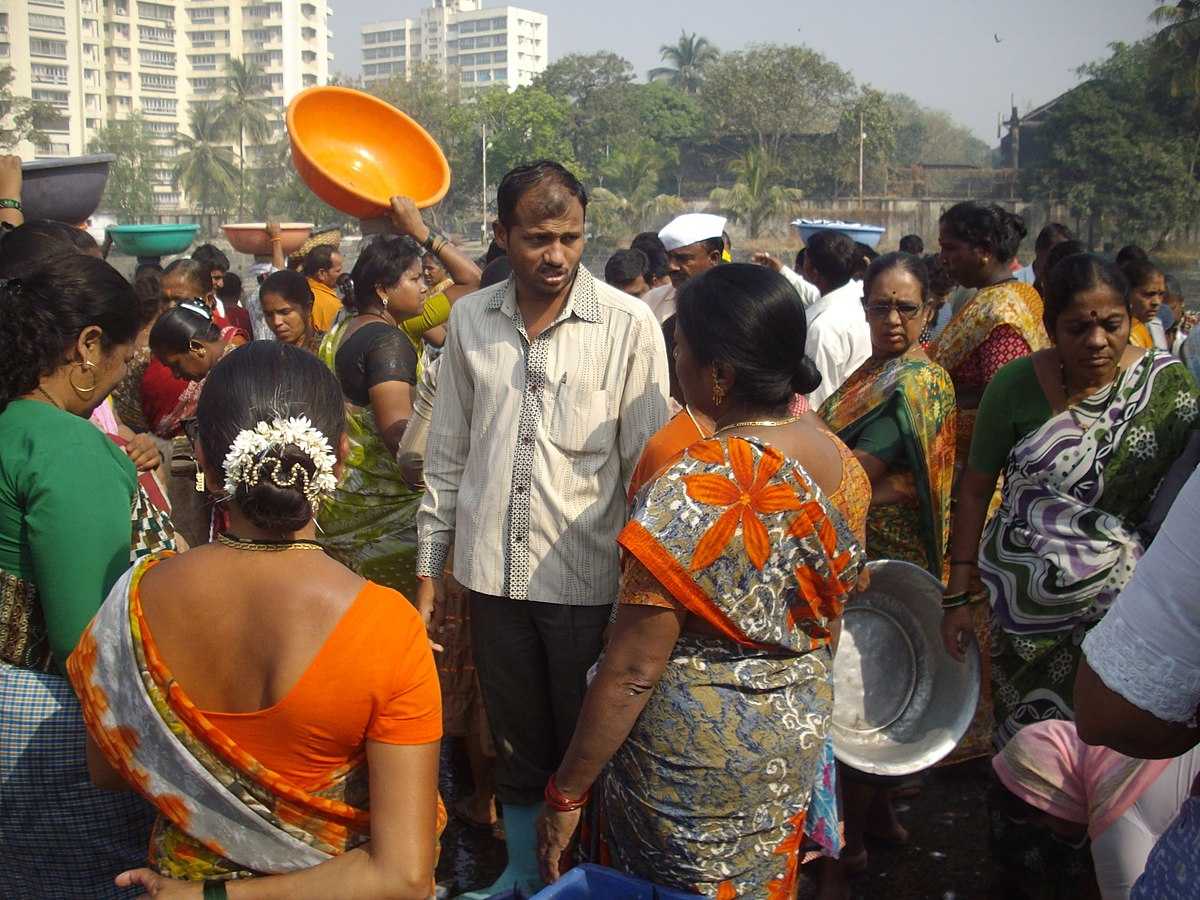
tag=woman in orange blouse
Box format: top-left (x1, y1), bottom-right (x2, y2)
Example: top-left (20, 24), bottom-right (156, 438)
top-left (68, 343), bottom-right (443, 900)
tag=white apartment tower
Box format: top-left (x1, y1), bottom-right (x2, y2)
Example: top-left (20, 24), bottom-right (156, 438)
top-left (362, 0), bottom-right (547, 92)
top-left (1, 0), bottom-right (333, 211)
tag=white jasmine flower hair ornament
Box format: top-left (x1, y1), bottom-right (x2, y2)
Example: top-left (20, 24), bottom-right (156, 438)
top-left (222, 416), bottom-right (338, 513)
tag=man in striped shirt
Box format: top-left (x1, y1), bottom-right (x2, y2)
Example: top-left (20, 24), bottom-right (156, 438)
top-left (416, 161), bottom-right (670, 895)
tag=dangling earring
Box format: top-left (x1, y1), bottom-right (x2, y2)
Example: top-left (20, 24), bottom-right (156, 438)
top-left (711, 367), bottom-right (726, 407)
top-left (68, 360), bottom-right (97, 398)
top-left (194, 470), bottom-right (206, 493)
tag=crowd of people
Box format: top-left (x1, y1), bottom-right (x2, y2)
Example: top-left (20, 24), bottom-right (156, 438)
top-left (0, 148), bottom-right (1198, 900)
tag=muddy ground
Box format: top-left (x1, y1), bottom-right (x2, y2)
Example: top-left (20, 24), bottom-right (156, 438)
top-left (436, 742), bottom-right (999, 899)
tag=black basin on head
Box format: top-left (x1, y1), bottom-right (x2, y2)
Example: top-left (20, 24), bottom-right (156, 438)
top-left (20, 153), bottom-right (116, 225)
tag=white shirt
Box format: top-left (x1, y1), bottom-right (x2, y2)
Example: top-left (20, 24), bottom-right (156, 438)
top-left (804, 279), bottom-right (871, 408)
top-left (1083, 466), bottom-right (1200, 723)
top-left (416, 265), bottom-right (670, 605)
top-left (1147, 318), bottom-right (1171, 352)
top-left (779, 265), bottom-right (822, 307)
top-left (640, 282), bottom-right (676, 325)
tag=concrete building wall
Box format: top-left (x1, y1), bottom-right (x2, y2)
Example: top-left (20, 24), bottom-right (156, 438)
top-left (362, 0), bottom-right (547, 92)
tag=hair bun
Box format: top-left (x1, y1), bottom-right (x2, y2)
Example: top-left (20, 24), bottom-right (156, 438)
top-left (791, 356), bottom-right (822, 397)
top-left (236, 444), bottom-right (319, 533)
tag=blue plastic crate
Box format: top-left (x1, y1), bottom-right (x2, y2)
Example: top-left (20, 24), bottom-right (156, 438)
top-left (532, 864), bottom-right (702, 899)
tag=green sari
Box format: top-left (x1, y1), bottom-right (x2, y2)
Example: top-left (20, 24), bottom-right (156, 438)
top-left (316, 322), bottom-right (421, 597)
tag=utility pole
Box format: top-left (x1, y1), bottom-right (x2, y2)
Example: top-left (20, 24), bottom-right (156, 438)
top-left (481, 122), bottom-right (488, 245)
top-left (858, 108), bottom-right (865, 211)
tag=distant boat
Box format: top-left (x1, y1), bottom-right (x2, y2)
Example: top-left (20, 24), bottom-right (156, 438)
top-left (792, 219), bottom-right (886, 249)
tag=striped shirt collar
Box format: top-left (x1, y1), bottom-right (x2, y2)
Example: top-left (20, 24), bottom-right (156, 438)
top-left (486, 265), bottom-right (603, 325)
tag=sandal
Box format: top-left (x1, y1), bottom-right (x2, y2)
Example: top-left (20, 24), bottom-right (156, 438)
top-left (450, 796), bottom-right (501, 834)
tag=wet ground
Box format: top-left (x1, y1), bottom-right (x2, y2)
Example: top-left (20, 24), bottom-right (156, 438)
top-left (436, 740), bottom-right (999, 899)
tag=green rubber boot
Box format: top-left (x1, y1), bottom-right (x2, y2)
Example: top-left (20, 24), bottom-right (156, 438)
top-left (455, 802), bottom-right (547, 899)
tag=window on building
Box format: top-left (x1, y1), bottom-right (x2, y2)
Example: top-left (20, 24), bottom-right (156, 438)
top-left (30, 37), bottom-right (67, 57)
top-left (29, 13), bottom-right (66, 32)
top-left (140, 73), bottom-right (175, 91)
top-left (302, 73), bottom-right (316, 86)
top-left (0, 44), bottom-right (9, 58)
top-left (155, 192), bottom-right (181, 207)
top-left (191, 53), bottom-right (217, 68)
top-left (189, 9), bottom-right (217, 23)
top-left (492, 68), bottom-right (506, 80)
top-left (137, 25), bottom-right (174, 43)
top-left (32, 88), bottom-right (69, 106)
top-left (142, 96), bottom-right (176, 114)
top-left (139, 48), bottom-right (175, 67)
top-left (36, 142), bottom-right (71, 156)
top-left (493, 50), bottom-right (507, 63)
top-left (461, 70), bottom-right (474, 82)
top-left (31, 63), bottom-right (68, 83)
top-left (86, 117), bottom-right (100, 129)
top-left (143, 119), bottom-right (174, 135)
top-left (137, 2), bottom-right (173, 22)
top-left (0, 13), bottom-right (8, 32)
top-left (477, 70), bottom-right (491, 82)
top-left (459, 20), bottom-right (475, 33)
top-left (491, 16), bottom-right (506, 29)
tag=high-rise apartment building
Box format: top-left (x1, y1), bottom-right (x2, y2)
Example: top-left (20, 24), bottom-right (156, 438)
top-left (2, 0), bottom-right (333, 211)
top-left (362, 0), bottom-right (547, 92)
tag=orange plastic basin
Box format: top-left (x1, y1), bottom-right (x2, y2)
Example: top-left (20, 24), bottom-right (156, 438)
top-left (286, 86), bottom-right (451, 219)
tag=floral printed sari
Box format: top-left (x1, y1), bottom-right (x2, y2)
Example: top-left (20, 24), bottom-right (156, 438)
top-left (820, 350), bottom-right (956, 577)
top-left (601, 435), bottom-right (864, 897)
top-left (67, 557), bottom-right (445, 881)
top-left (981, 351), bottom-right (1199, 748)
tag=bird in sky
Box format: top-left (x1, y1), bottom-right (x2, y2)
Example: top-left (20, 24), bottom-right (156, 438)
top-left (994, 33), bottom-right (1004, 43)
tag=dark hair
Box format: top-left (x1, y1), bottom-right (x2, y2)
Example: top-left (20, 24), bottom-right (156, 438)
top-left (197, 342), bottom-right (346, 533)
top-left (922, 253), bottom-right (956, 297)
top-left (676, 264), bottom-right (821, 406)
top-left (804, 230), bottom-right (857, 290)
top-left (1044, 254), bottom-right (1130, 332)
top-left (302, 244), bottom-right (339, 278)
top-left (350, 235), bottom-right (422, 312)
top-left (604, 249), bottom-right (647, 286)
top-left (851, 242), bottom-right (879, 280)
top-left (1118, 257), bottom-right (1163, 292)
top-left (480, 256), bottom-right (512, 288)
top-left (192, 243), bottom-right (230, 273)
top-left (134, 261), bottom-right (164, 279)
top-left (260, 269), bottom-right (315, 311)
top-left (794, 248), bottom-right (807, 271)
top-left (162, 257), bottom-right (210, 297)
top-left (496, 160), bottom-right (588, 229)
top-left (0, 253), bottom-right (139, 411)
top-left (0, 219), bottom-right (93, 277)
top-left (631, 232), bottom-right (669, 280)
top-left (939, 202), bottom-right (1027, 264)
top-left (217, 272), bottom-right (242, 303)
top-left (133, 269), bottom-right (170, 328)
top-left (863, 252), bottom-right (930, 303)
top-left (1043, 240), bottom-right (1086, 281)
top-left (483, 239), bottom-right (507, 265)
top-left (149, 302), bottom-right (221, 355)
top-left (898, 234), bottom-right (924, 255)
top-left (1035, 223), bottom-right (1074, 254)
top-left (1116, 244), bottom-right (1149, 266)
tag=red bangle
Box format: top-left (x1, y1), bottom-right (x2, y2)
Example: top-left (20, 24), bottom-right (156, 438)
top-left (544, 773), bottom-right (590, 812)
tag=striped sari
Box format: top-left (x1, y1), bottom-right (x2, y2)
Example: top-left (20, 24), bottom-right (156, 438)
top-left (981, 351), bottom-right (1199, 747)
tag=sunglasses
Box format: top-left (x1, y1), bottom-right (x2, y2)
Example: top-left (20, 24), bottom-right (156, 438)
top-left (865, 301), bottom-right (925, 321)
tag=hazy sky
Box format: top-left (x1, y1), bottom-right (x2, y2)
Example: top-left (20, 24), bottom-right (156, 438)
top-left (328, 0), bottom-right (1156, 144)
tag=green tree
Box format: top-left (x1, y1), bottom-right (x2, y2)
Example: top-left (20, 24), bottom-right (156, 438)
top-left (88, 115), bottom-right (158, 221)
top-left (1026, 41), bottom-right (1197, 247)
top-left (708, 146), bottom-right (802, 238)
top-left (1151, 1), bottom-right (1200, 174)
top-left (217, 58), bottom-right (274, 219)
top-left (700, 44), bottom-right (856, 159)
top-left (828, 88), bottom-right (897, 198)
top-left (649, 32), bottom-right (719, 95)
top-left (0, 66), bottom-right (55, 151)
top-left (534, 52), bottom-right (640, 173)
top-left (476, 86), bottom-right (578, 180)
top-left (630, 82), bottom-right (705, 193)
top-left (174, 103), bottom-right (238, 229)
top-left (886, 93), bottom-right (992, 167)
top-left (248, 124), bottom-right (350, 227)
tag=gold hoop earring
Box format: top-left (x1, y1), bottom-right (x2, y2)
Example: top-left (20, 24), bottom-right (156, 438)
top-left (68, 360), bottom-right (97, 398)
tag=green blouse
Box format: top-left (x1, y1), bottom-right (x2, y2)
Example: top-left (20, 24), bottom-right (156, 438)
top-left (0, 399), bottom-right (135, 666)
top-left (968, 356), bottom-right (1053, 476)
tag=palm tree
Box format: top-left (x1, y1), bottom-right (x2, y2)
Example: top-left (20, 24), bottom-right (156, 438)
top-left (599, 140), bottom-right (662, 197)
top-left (590, 187), bottom-right (684, 239)
top-left (174, 103), bottom-right (239, 230)
top-left (649, 32), bottom-right (719, 94)
top-left (708, 147), bottom-right (802, 239)
top-left (217, 58), bottom-right (274, 218)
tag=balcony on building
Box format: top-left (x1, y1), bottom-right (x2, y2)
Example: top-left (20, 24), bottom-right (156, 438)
top-left (29, 12), bottom-right (67, 33)
top-left (138, 25), bottom-right (175, 44)
top-left (136, 1), bottom-right (174, 24)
